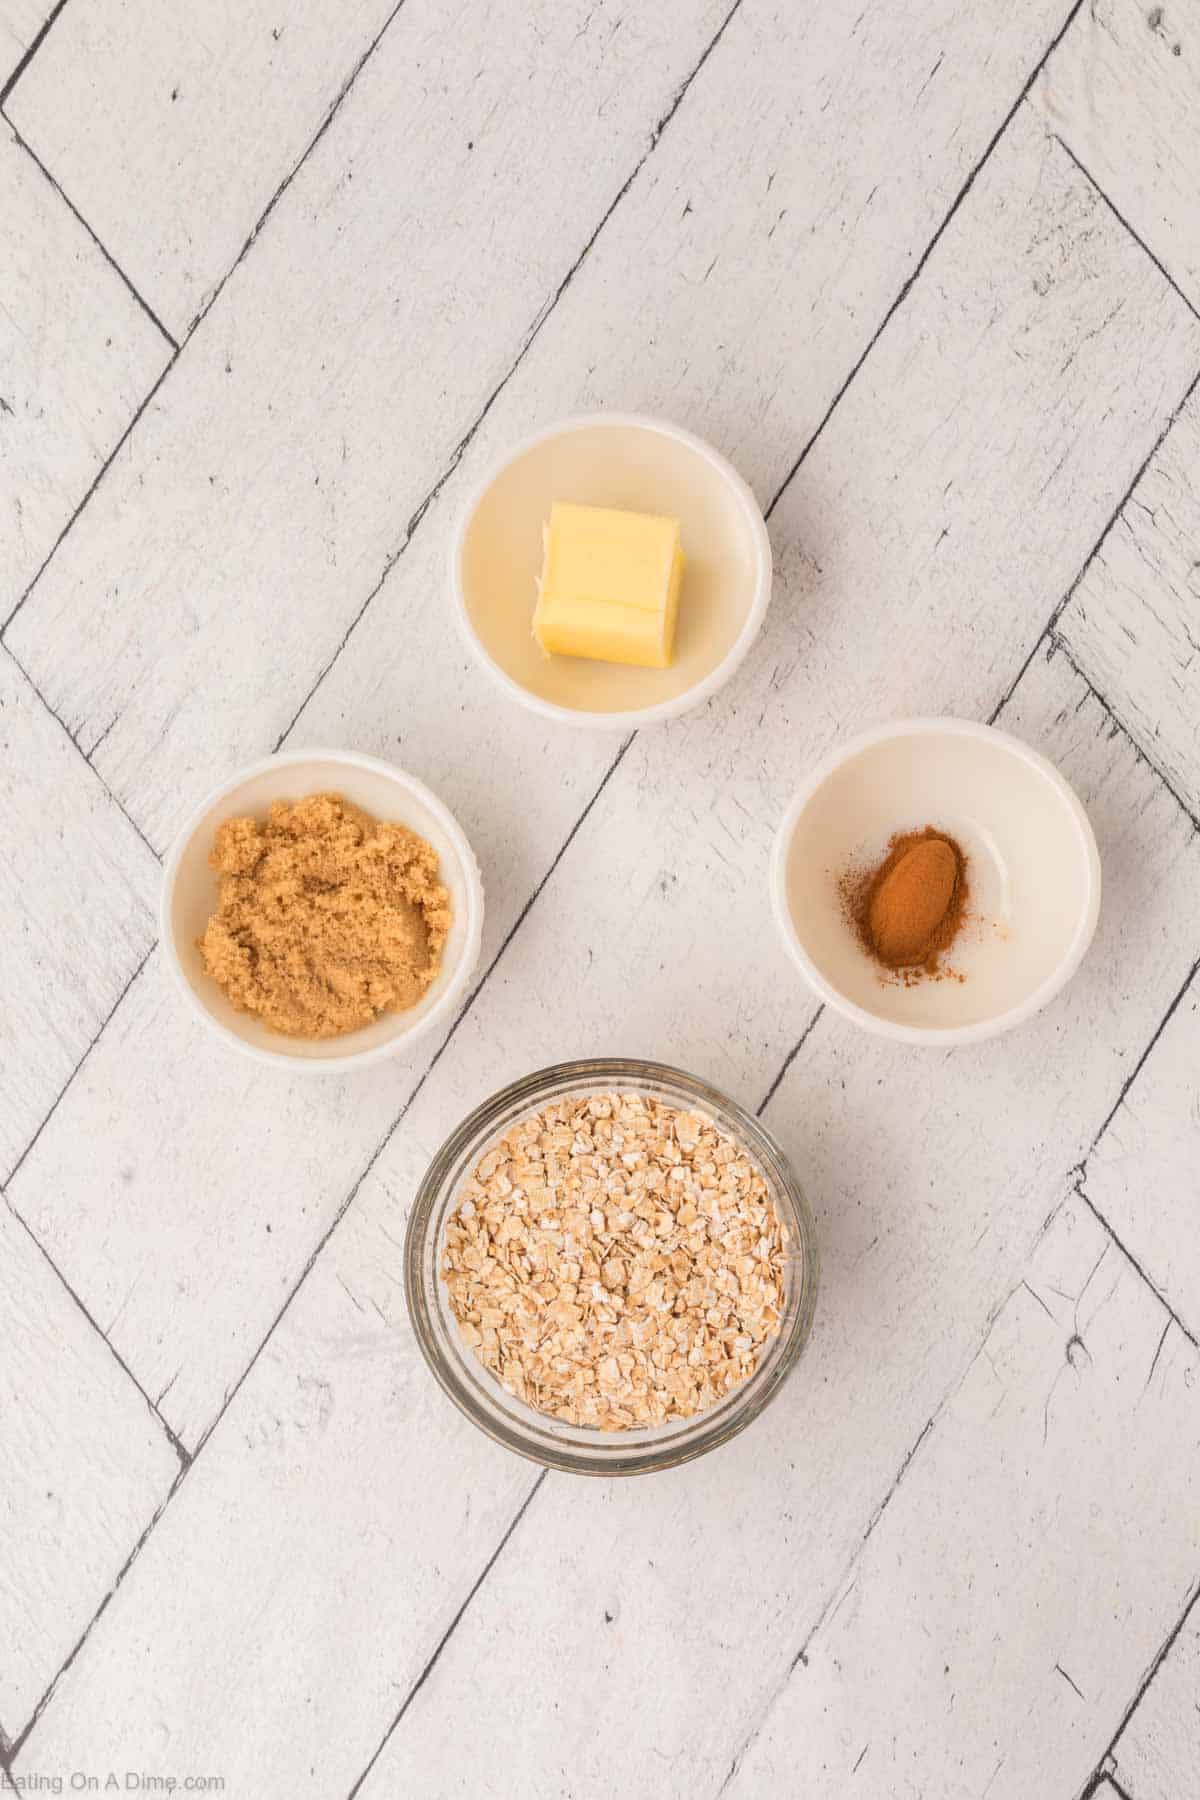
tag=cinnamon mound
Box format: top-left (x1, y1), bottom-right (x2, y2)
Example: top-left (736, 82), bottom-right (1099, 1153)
top-left (843, 827), bottom-right (968, 982)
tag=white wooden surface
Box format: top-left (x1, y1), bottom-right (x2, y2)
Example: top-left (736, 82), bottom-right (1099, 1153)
top-left (1083, 975), bottom-right (1200, 1338)
top-left (1111, 1597), bottom-right (1200, 1800)
top-left (1059, 387), bottom-right (1200, 820)
top-left (0, 1200), bottom-right (178, 1739)
top-left (0, 122), bottom-right (170, 610)
top-left (727, 1200), bottom-right (1200, 1800)
top-left (1036, 0), bottom-right (1200, 313)
top-left (4, 0), bottom-right (403, 339)
top-left (0, 0), bottom-right (48, 88)
top-left (0, 646), bottom-right (156, 1181)
top-left (3, 0), bottom-right (1200, 1793)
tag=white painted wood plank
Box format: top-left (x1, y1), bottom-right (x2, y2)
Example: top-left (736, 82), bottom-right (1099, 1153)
top-left (1058, 386), bottom-right (1200, 819)
top-left (5, 947), bottom-right (426, 1449)
top-left (0, 124), bottom-right (170, 612)
top-left (725, 1200), bottom-right (1200, 1800)
top-left (3, 0), bottom-right (731, 851)
top-left (298, 98), bottom-right (1200, 1034)
top-left (331, 646), bottom-right (1200, 1800)
top-left (1112, 1600), bottom-right (1200, 1800)
top-left (310, 106), bottom-right (1200, 1183)
top-left (0, 0), bottom-right (49, 86)
top-left (0, 648), bottom-right (157, 1182)
top-left (10, 1171), bottom-right (538, 1796)
top-left (0, 1199), bottom-right (178, 1740)
top-left (1083, 974), bottom-right (1200, 1338)
top-left (4, 0), bottom-right (401, 341)
top-left (6, 0), bottom-right (1080, 857)
top-left (10, 103), bottom-right (1196, 1472)
top-left (1035, 0), bottom-right (1200, 313)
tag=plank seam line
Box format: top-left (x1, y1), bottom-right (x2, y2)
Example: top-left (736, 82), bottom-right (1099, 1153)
top-left (272, 0), bottom-right (748, 748)
top-left (3, 732), bottom-right (634, 1755)
top-left (718, 1143), bottom-right (1198, 1795)
top-left (191, 730), bottom-right (634, 1454)
top-left (345, 1473), bottom-right (547, 1798)
top-left (284, 0), bottom-right (1096, 1270)
top-left (0, 351), bottom-right (178, 638)
top-left (1048, 632), bottom-right (1200, 835)
top-left (0, 0), bottom-right (1164, 1760)
top-left (0, 0), bottom-right (1106, 1213)
top-left (988, 360), bottom-right (1200, 728)
top-left (1, 1189), bottom-right (190, 1466)
top-left (1, 642), bottom-right (162, 862)
top-left (1082, 1772), bottom-right (1135, 1800)
top-left (183, 8), bottom-right (1189, 1766)
top-left (714, 1180), bottom-right (1080, 1795)
top-left (7, 1460), bottom-right (189, 1764)
top-left (1080, 936), bottom-right (1200, 1166)
top-left (756, 1006), bottom-right (824, 1116)
top-left (1094, 1572), bottom-right (1200, 1776)
top-left (1051, 133), bottom-right (1200, 328)
top-left (763, 0), bottom-right (1088, 520)
top-left (1, 109), bottom-right (179, 350)
top-left (0, 0), bottom-right (69, 107)
top-left (1075, 1181), bottom-right (1200, 1355)
top-left (1, 942), bottom-right (154, 1193)
top-left (0, 0), bottom-right (754, 1681)
top-left (0, 0), bottom-right (418, 637)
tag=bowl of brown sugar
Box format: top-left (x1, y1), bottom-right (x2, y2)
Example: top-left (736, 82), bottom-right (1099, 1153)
top-left (771, 718), bottom-right (1101, 1046)
top-left (161, 749), bottom-right (484, 1070)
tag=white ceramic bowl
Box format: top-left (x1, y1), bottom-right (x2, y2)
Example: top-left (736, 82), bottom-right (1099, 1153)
top-left (452, 412), bottom-right (772, 728)
top-left (770, 719), bottom-right (1101, 1046)
top-left (161, 749), bottom-right (484, 1071)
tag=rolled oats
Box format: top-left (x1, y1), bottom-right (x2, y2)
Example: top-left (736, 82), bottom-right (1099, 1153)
top-left (441, 1092), bottom-right (788, 1430)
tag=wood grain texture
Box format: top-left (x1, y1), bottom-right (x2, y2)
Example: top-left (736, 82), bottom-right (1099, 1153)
top-left (726, 1200), bottom-right (1200, 1800)
top-left (0, 649), bottom-right (157, 1182)
top-left (315, 103), bottom-right (1200, 1217)
top-left (1111, 1598), bottom-right (1200, 1800)
top-left (11, 1169), bottom-right (539, 1796)
top-left (3, 1), bottom-right (1200, 1785)
top-left (333, 647), bottom-right (1200, 1800)
top-left (0, 1199), bottom-right (178, 1740)
top-left (0, 125), bottom-right (170, 613)
top-left (0, 0), bottom-right (50, 86)
top-left (293, 0), bottom-right (1086, 982)
top-left (7, 0), bottom-right (1080, 855)
top-left (1036, 0), bottom-right (1200, 313)
top-left (3, 0), bottom-right (731, 852)
top-left (3, 948), bottom-right (416, 1448)
top-left (10, 99), bottom-right (1196, 1479)
top-left (1058, 387), bottom-right (1200, 819)
top-left (5, 0), bottom-right (402, 340)
top-left (1083, 974), bottom-right (1200, 1339)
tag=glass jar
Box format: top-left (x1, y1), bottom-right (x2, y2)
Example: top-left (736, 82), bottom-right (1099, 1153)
top-left (404, 1058), bottom-right (819, 1476)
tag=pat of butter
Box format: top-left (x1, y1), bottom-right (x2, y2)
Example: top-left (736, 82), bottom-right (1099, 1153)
top-left (532, 501), bottom-right (685, 670)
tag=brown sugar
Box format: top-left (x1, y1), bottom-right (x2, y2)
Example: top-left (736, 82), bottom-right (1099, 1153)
top-left (198, 793), bottom-right (451, 1038)
top-left (842, 826), bottom-right (968, 982)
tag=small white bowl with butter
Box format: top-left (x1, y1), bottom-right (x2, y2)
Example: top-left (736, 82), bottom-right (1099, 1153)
top-left (452, 413), bottom-right (772, 728)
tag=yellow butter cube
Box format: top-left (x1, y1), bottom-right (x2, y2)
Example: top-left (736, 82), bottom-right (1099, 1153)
top-left (532, 501), bottom-right (685, 670)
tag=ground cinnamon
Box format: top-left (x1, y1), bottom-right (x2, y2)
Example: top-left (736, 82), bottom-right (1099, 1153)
top-left (843, 826), bottom-right (968, 982)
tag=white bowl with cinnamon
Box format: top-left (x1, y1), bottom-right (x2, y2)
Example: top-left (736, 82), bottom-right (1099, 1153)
top-left (161, 749), bottom-right (484, 1071)
top-left (770, 719), bottom-right (1101, 1046)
